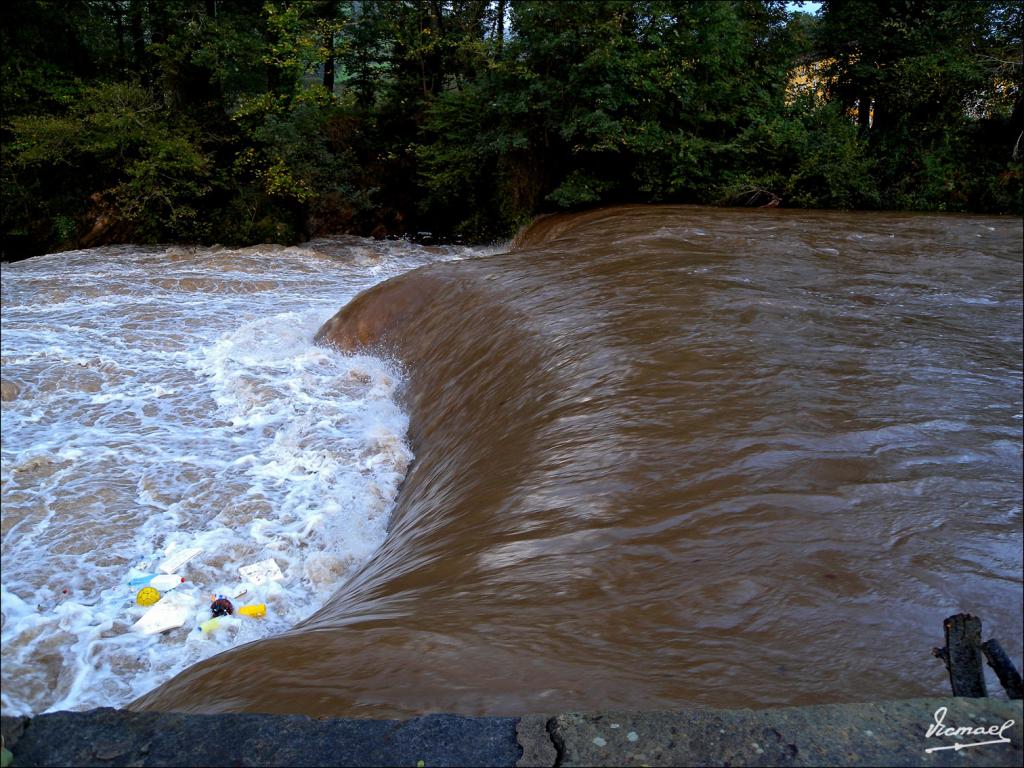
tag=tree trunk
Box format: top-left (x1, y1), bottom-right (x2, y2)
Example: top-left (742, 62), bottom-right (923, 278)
top-left (496, 0), bottom-right (505, 58)
top-left (323, 33), bottom-right (335, 93)
top-left (114, 1), bottom-right (126, 73)
top-left (857, 91), bottom-right (871, 132)
top-left (148, 0), bottom-right (167, 46)
top-left (130, 0), bottom-right (145, 73)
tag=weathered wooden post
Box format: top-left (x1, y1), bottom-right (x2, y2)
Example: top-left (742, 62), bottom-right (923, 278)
top-left (981, 639), bottom-right (1024, 700)
top-left (932, 613), bottom-right (987, 697)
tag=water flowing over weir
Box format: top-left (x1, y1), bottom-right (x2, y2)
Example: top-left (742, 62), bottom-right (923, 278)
top-left (128, 206), bottom-right (1023, 718)
top-left (0, 237), bottom-right (480, 716)
top-left (2, 207), bottom-right (1021, 719)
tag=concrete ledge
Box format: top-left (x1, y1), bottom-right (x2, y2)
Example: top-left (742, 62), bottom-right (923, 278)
top-left (1, 709), bottom-right (519, 767)
top-left (541, 698), bottom-right (1023, 767)
top-left (2, 698), bottom-right (1020, 767)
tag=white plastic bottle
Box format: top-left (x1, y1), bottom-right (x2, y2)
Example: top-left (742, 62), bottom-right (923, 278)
top-left (148, 574), bottom-right (186, 591)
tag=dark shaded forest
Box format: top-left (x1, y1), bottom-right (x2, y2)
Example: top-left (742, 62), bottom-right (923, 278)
top-left (1, 0), bottom-right (1021, 259)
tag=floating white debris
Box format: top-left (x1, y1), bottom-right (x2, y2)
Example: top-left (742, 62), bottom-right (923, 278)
top-left (132, 602), bottom-right (192, 635)
top-left (147, 574), bottom-right (186, 591)
top-left (238, 558), bottom-right (284, 586)
top-left (157, 547), bottom-right (203, 575)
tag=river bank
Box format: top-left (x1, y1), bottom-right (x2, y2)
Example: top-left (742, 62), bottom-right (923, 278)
top-left (2, 697), bottom-right (1021, 767)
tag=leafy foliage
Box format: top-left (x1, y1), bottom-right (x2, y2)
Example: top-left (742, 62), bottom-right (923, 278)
top-left (1, 0), bottom-right (1020, 258)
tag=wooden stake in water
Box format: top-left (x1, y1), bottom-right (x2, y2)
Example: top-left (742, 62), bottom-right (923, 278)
top-left (981, 639), bottom-right (1024, 700)
top-left (932, 613), bottom-right (987, 697)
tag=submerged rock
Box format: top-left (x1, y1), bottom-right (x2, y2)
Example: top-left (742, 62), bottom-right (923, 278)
top-left (0, 380), bottom-right (19, 402)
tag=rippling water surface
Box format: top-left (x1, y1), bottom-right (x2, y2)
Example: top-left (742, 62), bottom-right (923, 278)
top-left (3, 207), bottom-right (1022, 718)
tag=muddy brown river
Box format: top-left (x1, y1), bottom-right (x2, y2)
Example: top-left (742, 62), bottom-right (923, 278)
top-left (3, 206), bottom-right (1021, 718)
top-left (137, 206), bottom-right (1023, 717)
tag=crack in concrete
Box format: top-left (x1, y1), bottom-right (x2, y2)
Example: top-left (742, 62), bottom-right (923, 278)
top-left (515, 714), bottom-right (559, 767)
top-left (546, 716), bottom-right (565, 768)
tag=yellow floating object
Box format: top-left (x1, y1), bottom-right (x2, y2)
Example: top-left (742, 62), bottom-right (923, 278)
top-left (238, 603), bottom-right (266, 618)
top-left (136, 587), bottom-right (161, 606)
top-left (199, 617), bottom-right (222, 634)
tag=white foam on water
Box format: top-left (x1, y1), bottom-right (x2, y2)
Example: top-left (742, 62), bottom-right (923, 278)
top-left (0, 237), bottom-right (490, 715)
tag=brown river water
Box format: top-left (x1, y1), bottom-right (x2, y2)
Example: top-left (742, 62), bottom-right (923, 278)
top-left (127, 205), bottom-right (1023, 717)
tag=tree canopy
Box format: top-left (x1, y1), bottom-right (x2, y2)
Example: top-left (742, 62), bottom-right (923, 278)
top-left (1, 0), bottom-right (1020, 257)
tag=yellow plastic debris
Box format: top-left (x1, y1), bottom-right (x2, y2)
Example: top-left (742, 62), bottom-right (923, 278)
top-left (136, 587), bottom-right (161, 606)
top-left (199, 617), bottom-right (222, 634)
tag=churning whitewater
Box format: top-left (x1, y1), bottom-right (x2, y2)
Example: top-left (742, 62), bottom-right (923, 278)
top-left (0, 237), bottom-right (481, 716)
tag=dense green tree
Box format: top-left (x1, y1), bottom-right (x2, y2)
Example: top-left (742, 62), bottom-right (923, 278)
top-left (416, 0), bottom-right (799, 237)
top-left (817, 0), bottom-right (1021, 210)
top-left (1, 0), bottom-right (1020, 258)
